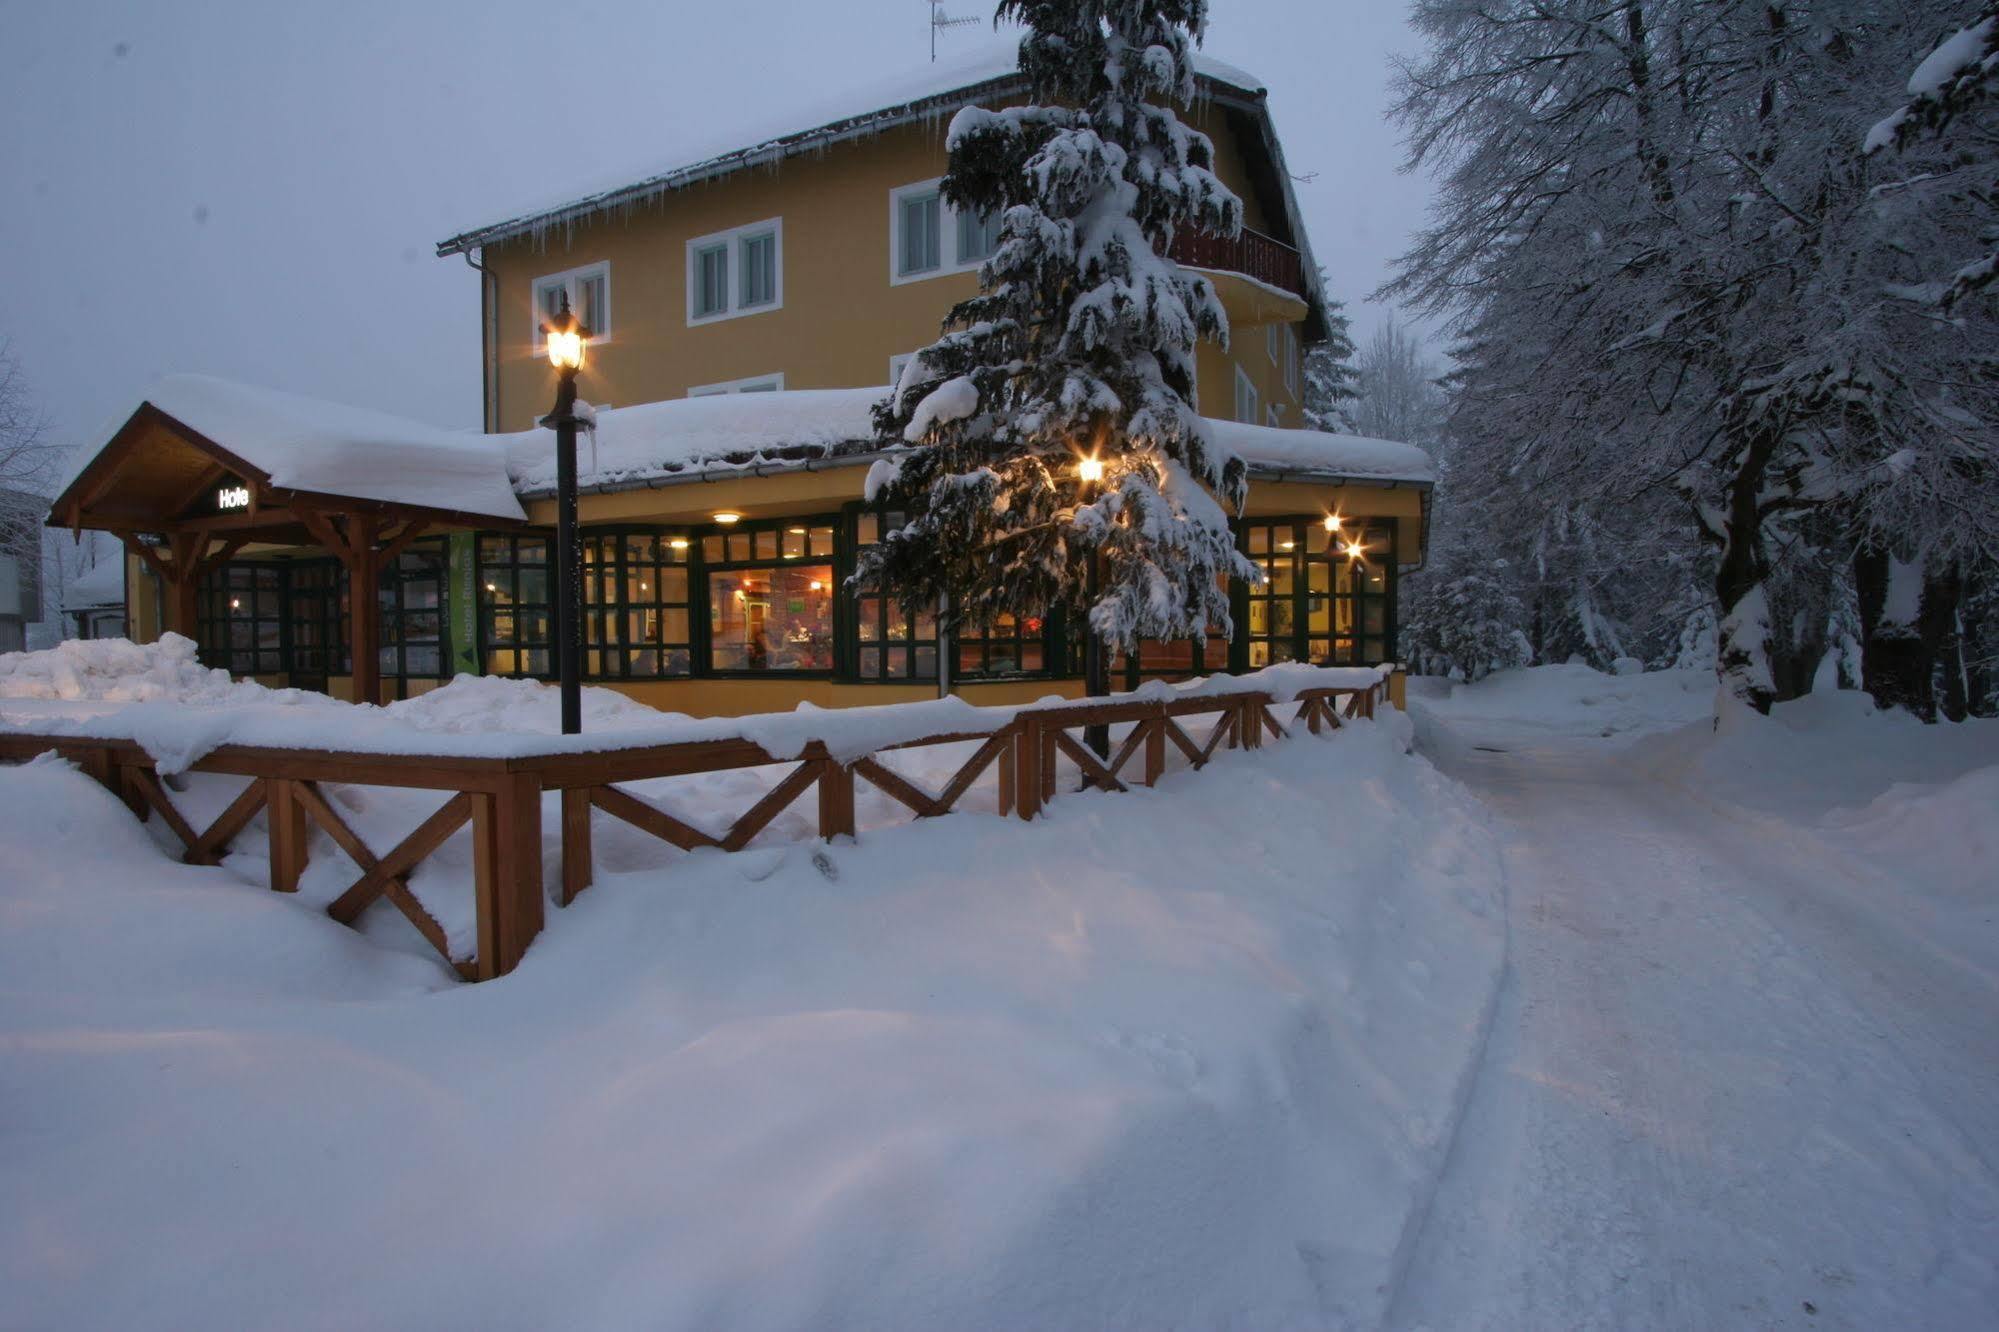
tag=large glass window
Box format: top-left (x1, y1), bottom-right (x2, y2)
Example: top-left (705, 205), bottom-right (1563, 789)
top-left (957, 608), bottom-right (1054, 677)
top-left (849, 509), bottom-right (938, 680)
top-left (1240, 518), bottom-right (1397, 666)
top-left (288, 559), bottom-right (346, 680)
top-left (197, 563), bottom-right (284, 676)
top-left (594, 531), bottom-right (694, 679)
top-left (478, 534), bottom-right (552, 677)
top-left (378, 539), bottom-right (448, 680)
top-left (710, 565), bottom-right (836, 672)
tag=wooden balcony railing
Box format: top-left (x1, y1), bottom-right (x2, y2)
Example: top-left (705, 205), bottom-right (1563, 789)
top-left (1167, 225), bottom-right (1306, 300)
top-left (0, 675), bottom-right (1390, 982)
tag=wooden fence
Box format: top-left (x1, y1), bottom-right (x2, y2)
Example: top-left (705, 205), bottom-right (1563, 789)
top-left (0, 678), bottom-right (1387, 982)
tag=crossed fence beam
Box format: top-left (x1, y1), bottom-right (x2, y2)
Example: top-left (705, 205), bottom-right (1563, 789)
top-left (0, 679), bottom-right (1390, 981)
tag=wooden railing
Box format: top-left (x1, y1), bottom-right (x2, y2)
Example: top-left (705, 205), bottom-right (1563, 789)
top-left (0, 678), bottom-right (1388, 982)
top-left (1167, 225), bottom-right (1306, 300)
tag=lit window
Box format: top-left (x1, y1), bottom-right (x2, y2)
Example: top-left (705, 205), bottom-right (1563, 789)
top-left (687, 219), bottom-right (782, 324)
top-left (531, 261), bottom-right (611, 348)
top-left (1234, 365), bottom-right (1260, 425)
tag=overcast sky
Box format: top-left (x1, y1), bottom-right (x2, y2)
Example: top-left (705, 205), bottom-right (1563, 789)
top-left (0, 0), bottom-right (1435, 457)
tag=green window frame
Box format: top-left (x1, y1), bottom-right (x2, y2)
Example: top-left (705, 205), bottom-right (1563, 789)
top-left (1237, 517), bottom-right (1398, 667)
top-left (582, 530), bottom-right (695, 680)
top-left (477, 533), bottom-right (553, 677)
top-left (378, 538), bottom-right (450, 683)
top-left (844, 506), bottom-right (939, 681)
top-left (287, 559), bottom-right (346, 680)
top-left (701, 517), bottom-right (840, 675)
top-left (196, 563), bottom-right (285, 676)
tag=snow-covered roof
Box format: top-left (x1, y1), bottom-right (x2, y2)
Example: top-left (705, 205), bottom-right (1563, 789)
top-left (436, 46), bottom-right (1269, 257)
top-left (66, 558), bottom-right (124, 609)
top-left (57, 376), bottom-right (527, 524)
top-left (500, 387), bottom-right (1436, 497)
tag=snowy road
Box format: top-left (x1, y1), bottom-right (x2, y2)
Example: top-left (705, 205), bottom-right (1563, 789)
top-left (1390, 709), bottom-right (1999, 1330)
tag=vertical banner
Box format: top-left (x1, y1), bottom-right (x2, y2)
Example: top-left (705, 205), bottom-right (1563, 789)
top-left (450, 533), bottom-right (480, 676)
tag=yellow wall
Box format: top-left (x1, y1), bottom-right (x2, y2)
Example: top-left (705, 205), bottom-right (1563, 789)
top-left (486, 103), bottom-right (1306, 434)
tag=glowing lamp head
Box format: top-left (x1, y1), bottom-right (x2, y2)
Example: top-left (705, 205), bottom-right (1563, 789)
top-left (540, 293), bottom-right (589, 373)
top-left (1076, 455), bottom-right (1105, 484)
top-left (712, 511), bottom-right (741, 526)
top-left (1344, 540), bottom-right (1368, 562)
top-left (1322, 513), bottom-right (1342, 533)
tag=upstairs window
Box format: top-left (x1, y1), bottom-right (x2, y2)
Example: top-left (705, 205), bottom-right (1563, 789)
top-left (689, 373), bottom-right (785, 397)
top-left (532, 262), bottom-right (610, 349)
top-left (1234, 365), bottom-right (1260, 425)
top-left (1283, 325), bottom-right (1301, 396)
top-left (891, 179), bottom-right (1000, 283)
top-left (687, 219), bottom-right (783, 324)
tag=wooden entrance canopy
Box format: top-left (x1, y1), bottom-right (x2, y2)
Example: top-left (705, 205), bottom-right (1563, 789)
top-left (48, 383), bottom-right (527, 704)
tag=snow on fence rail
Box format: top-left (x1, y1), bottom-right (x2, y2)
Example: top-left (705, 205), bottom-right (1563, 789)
top-left (0, 671), bottom-right (1391, 981)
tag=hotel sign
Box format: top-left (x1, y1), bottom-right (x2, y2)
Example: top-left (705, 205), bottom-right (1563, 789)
top-left (214, 482), bottom-right (252, 512)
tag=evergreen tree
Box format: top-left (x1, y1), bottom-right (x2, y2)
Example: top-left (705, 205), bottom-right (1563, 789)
top-left (1301, 289), bottom-right (1359, 434)
top-left (856, 0), bottom-right (1257, 667)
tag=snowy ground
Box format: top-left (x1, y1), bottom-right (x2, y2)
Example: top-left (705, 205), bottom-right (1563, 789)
top-left (0, 684), bottom-right (1505, 1329)
top-left (3, 658), bottom-right (1992, 1328)
top-left (1396, 667), bottom-right (1999, 1329)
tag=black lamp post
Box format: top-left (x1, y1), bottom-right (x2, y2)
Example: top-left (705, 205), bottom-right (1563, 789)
top-left (1077, 453), bottom-right (1111, 758)
top-left (540, 295), bottom-right (589, 736)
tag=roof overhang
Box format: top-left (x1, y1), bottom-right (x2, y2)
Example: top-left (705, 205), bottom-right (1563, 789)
top-left (435, 65), bottom-right (1329, 340)
top-left (46, 402), bottom-right (525, 542)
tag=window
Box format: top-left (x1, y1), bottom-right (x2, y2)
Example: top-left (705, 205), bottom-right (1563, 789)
top-left (378, 539), bottom-right (448, 680)
top-left (1267, 404), bottom-right (1282, 429)
top-left (1234, 365), bottom-right (1260, 425)
top-left (1240, 518), bottom-right (1397, 667)
top-left (955, 606), bottom-right (1055, 677)
top-left (287, 560), bottom-right (346, 680)
top-left (1266, 323), bottom-right (1280, 364)
top-left (532, 262), bottom-right (611, 348)
top-left (888, 353), bottom-right (915, 389)
top-left (899, 189), bottom-right (942, 276)
top-left (687, 218), bottom-right (783, 324)
top-left (704, 519), bottom-right (838, 673)
top-left (847, 508), bottom-right (939, 681)
top-left (957, 206), bottom-right (1002, 264)
top-left (688, 373), bottom-right (785, 397)
top-left (197, 563), bottom-right (285, 676)
top-left (1283, 325), bottom-right (1300, 396)
top-left (890, 179), bottom-right (1000, 283)
top-left (582, 531), bottom-right (694, 679)
top-left (477, 534), bottom-right (552, 677)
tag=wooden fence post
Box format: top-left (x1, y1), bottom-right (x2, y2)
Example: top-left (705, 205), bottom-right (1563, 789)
top-left (817, 760), bottom-right (856, 840)
top-left (1014, 717), bottom-right (1041, 821)
top-left (473, 772), bottom-right (545, 980)
top-left (267, 779), bottom-right (308, 893)
top-left (1143, 714), bottom-right (1166, 787)
top-left (560, 787), bottom-right (593, 906)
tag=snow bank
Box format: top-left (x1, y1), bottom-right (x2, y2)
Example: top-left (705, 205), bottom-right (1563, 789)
top-left (1410, 661), bottom-right (1714, 743)
top-left (0, 713), bottom-right (1506, 1329)
top-left (0, 632), bottom-right (250, 705)
top-left (1, 655), bottom-right (1390, 773)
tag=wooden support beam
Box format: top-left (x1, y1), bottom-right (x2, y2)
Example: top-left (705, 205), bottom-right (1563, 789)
top-left (817, 761), bottom-right (856, 841)
top-left (184, 778), bottom-right (268, 866)
top-left (1013, 717), bottom-right (1042, 821)
top-left (266, 778), bottom-right (309, 892)
top-left (125, 767), bottom-right (203, 853)
top-left (721, 760), bottom-right (821, 852)
top-left (378, 520), bottom-right (430, 567)
top-left (590, 783), bottom-right (720, 852)
top-left (852, 756), bottom-right (941, 817)
top-left (472, 772), bottom-right (544, 979)
top-left (560, 787), bottom-right (593, 905)
top-left (326, 792), bottom-right (471, 924)
top-left (347, 514), bottom-right (382, 707)
top-left (1144, 717), bottom-right (1166, 787)
top-left (1052, 729), bottom-right (1129, 794)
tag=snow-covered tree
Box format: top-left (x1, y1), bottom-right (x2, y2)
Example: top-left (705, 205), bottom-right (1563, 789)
top-left (857, 0), bottom-right (1258, 668)
top-left (1350, 315), bottom-right (1445, 452)
top-left (0, 345), bottom-right (55, 572)
top-left (1301, 287), bottom-right (1359, 434)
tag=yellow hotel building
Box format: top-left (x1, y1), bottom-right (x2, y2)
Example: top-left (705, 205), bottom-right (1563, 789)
top-left (53, 52), bottom-right (1432, 717)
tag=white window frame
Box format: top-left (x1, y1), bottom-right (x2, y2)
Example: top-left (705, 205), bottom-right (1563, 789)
top-left (1267, 403), bottom-right (1283, 429)
top-left (1283, 325), bottom-right (1300, 396)
top-left (531, 261), bottom-right (611, 351)
top-left (889, 178), bottom-right (998, 285)
top-left (1234, 364), bottom-right (1260, 425)
top-left (688, 372), bottom-right (786, 397)
top-left (1266, 323), bottom-right (1279, 364)
top-left (888, 353), bottom-right (915, 388)
top-left (685, 218), bottom-right (784, 327)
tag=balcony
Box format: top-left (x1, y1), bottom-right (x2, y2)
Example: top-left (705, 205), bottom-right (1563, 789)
top-left (1167, 225), bottom-right (1307, 302)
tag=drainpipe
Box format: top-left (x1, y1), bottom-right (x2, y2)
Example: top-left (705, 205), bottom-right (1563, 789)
top-left (464, 249), bottom-right (499, 433)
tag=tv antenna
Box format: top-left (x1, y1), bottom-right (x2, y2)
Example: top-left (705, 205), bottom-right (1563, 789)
top-left (929, 1), bottom-right (980, 61)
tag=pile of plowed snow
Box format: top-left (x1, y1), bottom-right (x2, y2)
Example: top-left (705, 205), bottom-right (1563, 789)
top-left (0, 632), bottom-right (249, 704)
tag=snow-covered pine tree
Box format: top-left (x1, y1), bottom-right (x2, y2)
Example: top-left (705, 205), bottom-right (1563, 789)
top-left (856, 0), bottom-right (1258, 676)
top-left (1301, 287), bottom-right (1359, 434)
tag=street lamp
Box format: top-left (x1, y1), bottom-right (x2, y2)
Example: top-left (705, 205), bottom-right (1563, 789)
top-left (540, 294), bottom-right (589, 735)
